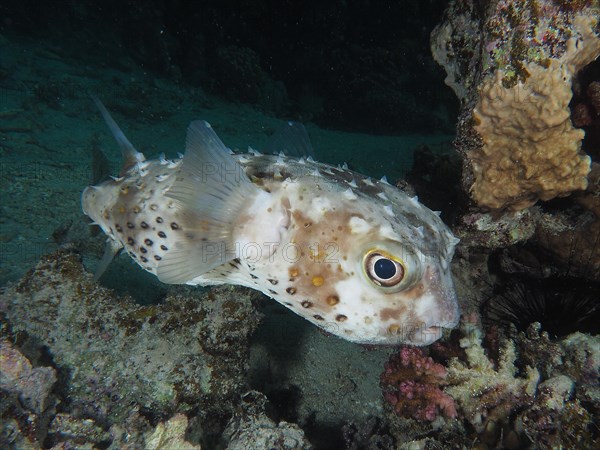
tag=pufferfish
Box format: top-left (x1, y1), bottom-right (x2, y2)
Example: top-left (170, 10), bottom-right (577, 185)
top-left (82, 99), bottom-right (460, 345)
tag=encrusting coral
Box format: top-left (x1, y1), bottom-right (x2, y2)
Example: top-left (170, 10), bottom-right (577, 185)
top-left (432, 0), bottom-right (600, 210)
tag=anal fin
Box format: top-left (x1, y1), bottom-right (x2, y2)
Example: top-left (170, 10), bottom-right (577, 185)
top-left (94, 239), bottom-right (122, 281)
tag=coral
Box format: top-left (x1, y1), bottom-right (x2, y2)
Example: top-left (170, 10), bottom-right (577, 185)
top-left (517, 373), bottom-right (598, 449)
top-left (431, 320), bottom-right (600, 447)
top-left (222, 391), bottom-right (312, 450)
top-left (432, 0), bottom-right (600, 210)
top-left (443, 322), bottom-right (540, 431)
top-left (520, 399), bottom-right (597, 450)
top-left (48, 413), bottom-right (110, 447)
top-left (0, 248), bottom-right (263, 436)
top-left (144, 414), bottom-right (201, 450)
top-left (559, 332), bottom-right (600, 386)
top-left (455, 209), bottom-right (537, 248)
top-left (514, 323), bottom-right (565, 381)
top-left (380, 346), bottom-right (457, 421)
top-left (0, 340), bottom-right (56, 415)
top-left (0, 340), bottom-right (58, 449)
top-left (469, 56), bottom-right (592, 210)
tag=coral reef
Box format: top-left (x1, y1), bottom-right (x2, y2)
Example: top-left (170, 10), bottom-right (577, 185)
top-left (222, 391), bottom-right (312, 450)
top-left (380, 317), bottom-right (599, 448)
top-left (0, 248), bottom-right (263, 445)
top-left (380, 346), bottom-right (457, 421)
top-left (432, 0), bottom-right (600, 210)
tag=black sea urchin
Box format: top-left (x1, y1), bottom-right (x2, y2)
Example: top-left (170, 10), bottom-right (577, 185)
top-left (483, 276), bottom-right (599, 338)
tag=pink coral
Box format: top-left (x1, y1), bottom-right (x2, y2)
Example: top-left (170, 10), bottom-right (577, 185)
top-left (380, 346), bottom-right (457, 421)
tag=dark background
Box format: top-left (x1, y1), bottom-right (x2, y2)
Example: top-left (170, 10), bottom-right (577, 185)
top-left (0, 0), bottom-right (458, 134)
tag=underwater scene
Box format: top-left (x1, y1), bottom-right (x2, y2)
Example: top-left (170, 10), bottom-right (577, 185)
top-left (0, 1), bottom-right (599, 449)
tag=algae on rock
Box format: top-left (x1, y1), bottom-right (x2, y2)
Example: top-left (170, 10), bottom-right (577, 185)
top-left (0, 248), bottom-right (263, 444)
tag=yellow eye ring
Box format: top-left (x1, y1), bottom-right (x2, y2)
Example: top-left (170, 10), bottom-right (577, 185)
top-left (363, 250), bottom-right (405, 287)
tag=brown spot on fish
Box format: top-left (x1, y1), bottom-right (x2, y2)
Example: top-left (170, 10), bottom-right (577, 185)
top-left (289, 267), bottom-right (299, 278)
top-left (286, 287), bottom-right (297, 295)
top-left (154, 255), bottom-right (162, 261)
top-left (127, 237), bottom-right (135, 245)
top-left (127, 222), bottom-right (135, 229)
top-left (326, 295), bottom-right (339, 306)
top-left (171, 222), bottom-right (180, 230)
top-left (141, 221), bottom-right (149, 229)
top-left (313, 314), bottom-right (324, 321)
top-left (336, 314), bottom-right (347, 322)
top-left (144, 239), bottom-right (153, 246)
top-left (140, 247), bottom-right (147, 254)
top-left (301, 300), bottom-right (313, 308)
top-left (156, 217), bottom-right (163, 223)
top-left (158, 231), bottom-right (167, 238)
top-left (160, 244), bottom-right (168, 251)
top-left (268, 279), bottom-right (278, 285)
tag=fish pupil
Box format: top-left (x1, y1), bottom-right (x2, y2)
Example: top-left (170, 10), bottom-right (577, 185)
top-left (374, 258), bottom-right (396, 279)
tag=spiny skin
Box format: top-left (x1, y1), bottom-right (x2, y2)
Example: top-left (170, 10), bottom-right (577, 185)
top-left (83, 127), bottom-right (460, 345)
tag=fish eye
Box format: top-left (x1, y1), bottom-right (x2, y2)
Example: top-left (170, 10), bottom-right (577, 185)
top-left (364, 252), bottom-right (405, 287)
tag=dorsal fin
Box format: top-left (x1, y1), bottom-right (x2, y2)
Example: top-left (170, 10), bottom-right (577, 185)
top-left (157, 121), bottom-right (261, 284)
top-left (264, 121), bottom-right (315, 158)
top-left (92, 96), bottom-right (145, 175)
